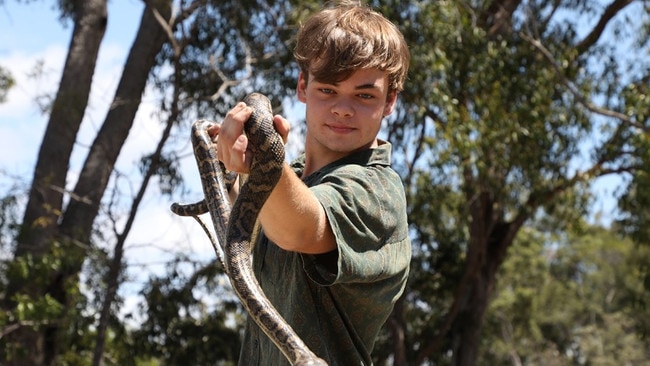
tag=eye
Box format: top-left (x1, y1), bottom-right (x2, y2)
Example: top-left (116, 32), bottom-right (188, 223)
top-left (358, 93), bottom-right (374, 100)
top-left (319, 88), bottom-right (335, 95)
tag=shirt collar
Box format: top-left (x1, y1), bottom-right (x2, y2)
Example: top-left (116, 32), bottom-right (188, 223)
top-left (291, 139), bottom-right (393, 180)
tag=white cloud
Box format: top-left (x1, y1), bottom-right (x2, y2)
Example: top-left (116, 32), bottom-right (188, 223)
top-left (0, 45), bottom-right (66, 176)
top-left (0, 2), bottom-right (212, 320)
top-left (0, 0), bottom-right (302, 326)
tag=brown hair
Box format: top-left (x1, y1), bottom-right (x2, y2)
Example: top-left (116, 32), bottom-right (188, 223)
top-left (294, 0), bottom-right (410, 93)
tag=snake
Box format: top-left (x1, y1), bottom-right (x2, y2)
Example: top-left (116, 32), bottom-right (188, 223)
top-left (171, 93), bottom-right (327, 366)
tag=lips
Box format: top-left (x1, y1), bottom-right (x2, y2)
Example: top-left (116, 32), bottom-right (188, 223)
top-left (326, 123), bottom-right (355, 134)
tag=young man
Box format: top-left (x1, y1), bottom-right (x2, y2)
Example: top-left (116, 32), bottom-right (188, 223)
top-left (213, 1), bottom-right (411, 364)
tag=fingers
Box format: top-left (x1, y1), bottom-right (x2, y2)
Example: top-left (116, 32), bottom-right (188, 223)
top-left (217, 102), bottom-right (253, 173)
top-left (207, 123), bottom-right (220, 142)
top-left (273, 114), bottom-right (290, 144)
top-left (216, 102), bottom-right (291, 172)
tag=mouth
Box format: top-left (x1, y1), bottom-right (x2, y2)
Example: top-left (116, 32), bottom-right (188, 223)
top-left (326, 123), bottom-right (355, 134)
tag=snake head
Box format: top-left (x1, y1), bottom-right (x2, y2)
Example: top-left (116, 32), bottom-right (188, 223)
top-left (242, 92), bottom-right (286, 169)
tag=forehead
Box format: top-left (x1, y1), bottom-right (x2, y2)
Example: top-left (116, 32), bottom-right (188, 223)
top-left (310, 68), bottom-right (390, 89)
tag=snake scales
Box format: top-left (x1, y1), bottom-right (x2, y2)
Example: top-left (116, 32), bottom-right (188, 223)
top-left (171, 93), bottom-right (327, 365)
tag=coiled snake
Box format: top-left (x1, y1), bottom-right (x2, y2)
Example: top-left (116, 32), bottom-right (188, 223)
top-left (171, 93), bottom-right (327, 365)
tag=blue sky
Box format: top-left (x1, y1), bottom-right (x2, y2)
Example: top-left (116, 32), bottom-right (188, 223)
top-left (0, 0), bottom-right (143, 175)
top-left (0, 0), bottom-right (623, 243)
top-left (0, 1), bottom-right (220, 318)
top-left (0, 0), bottom-right (625, 229)
top-left (0, 0), bottom-right (626, 320)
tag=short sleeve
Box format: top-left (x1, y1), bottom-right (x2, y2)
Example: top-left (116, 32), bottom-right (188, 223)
top-left (302, 163), bottom-right (410, 286)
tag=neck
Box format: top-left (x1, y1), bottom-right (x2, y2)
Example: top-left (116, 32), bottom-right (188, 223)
top-left (302, 138), bottom-right (378, 178)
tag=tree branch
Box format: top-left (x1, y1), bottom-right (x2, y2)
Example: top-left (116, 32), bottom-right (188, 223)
top-left (143, 0), bottom-right (178, 53)
top-left (521, 32), bottom-right (648, 133)
top-left (575, 0), bottom-right (634, 54)
top-left (482, 0), bottom-right (523, 36)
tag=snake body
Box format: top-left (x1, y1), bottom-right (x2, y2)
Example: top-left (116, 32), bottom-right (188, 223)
top-left (171, 93), bottom-right (327, 365)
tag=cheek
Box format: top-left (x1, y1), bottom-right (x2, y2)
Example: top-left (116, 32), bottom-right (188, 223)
top-left (371, 105), bottom-right (389, 120)
top-left (304, 102), bottom-right (322, 126)
top-left (306, 97), bottom-right (329, 116)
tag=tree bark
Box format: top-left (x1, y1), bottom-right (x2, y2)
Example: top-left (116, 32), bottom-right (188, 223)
top-left (55, 1), bottom-right (172, 363)
top-left (3, 0), bottom-right (173, 364)
top-left (451, 191), bottom-right (496, 365)
top-left (415, 189), bottom-right (526, 365)
top-left (448, 193), bottom-right (523, 366)
top-left (58, 0), bottom-right (171, 252)
top-left (14, 0), bottom-right (107, 257)
top-left (4, 1), bottom-right (107, 365)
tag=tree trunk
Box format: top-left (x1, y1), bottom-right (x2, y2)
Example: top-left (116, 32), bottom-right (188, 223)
top-left (388, 297), bottom-right (408, 366)
top-left (415, 190), bottom-right (524, 365)
top-left (55, 1), bottom-right (172, 363)
top-left (2, 0), bottom-right (173, 364)
top-left (90, 7), bottom-right (175, 359)
top-left (448, 195), bottom-right (523, 366)
top-left (4, 1), bottom-right (107, 365)
top-left (59, 0), bottom-right (171, 243)
top-left (92, 111), bottom-right (176, 366)
top-left (15, 0), bottom-right (107, 257)
top-left (449, 267), bottom-right (492, 366)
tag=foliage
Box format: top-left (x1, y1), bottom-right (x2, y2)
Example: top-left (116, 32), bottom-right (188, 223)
top-left (151, 0), bottom-right (297, 122)
top-left (1, 0), bottom-right (649, 364)
top-left (614, 72), bottom-right (650, 341)
top-left (0, 184), bottom-right (21, 252)
top-left (481, 224), bottom-right (650, 364)
top-left (132, 260), bottom-right (242, 365)
top-left (617, 141), bottom-right (650, 244)
top-left (0, 248), bottom-right (85, 362)
top-left (0, 66), bottom-right (14, 103)
top-left (376, 0), bottom-right (649, 362)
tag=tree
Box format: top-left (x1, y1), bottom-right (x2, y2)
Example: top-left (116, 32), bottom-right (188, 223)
top-left (2, 0), bottom-right (174, 363)
top-left (3, 1), bottom-right (109, 363)
top-left (2, 0), bottom-right (649, 364)
top-left (0, 66), bottom-right (14, 102)
top-left (480, 224), bottom-right (650, 364)
top-left (376, 0), bottom-right (649, 364)
top-left (132, 260), bottom-right (242, 365)
top-left (1, 0), bottom-right (298, 363)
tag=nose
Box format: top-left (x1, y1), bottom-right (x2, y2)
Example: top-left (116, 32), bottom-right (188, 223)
top-left (331, 98), bottom-right (354, 118)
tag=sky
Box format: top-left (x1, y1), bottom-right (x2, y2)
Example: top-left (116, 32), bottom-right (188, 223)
top-left (0, 0), bottom-right (626, 322)
top-left (0, 0), bottom-right (310, 323)
top-left (0, 0), bottom-right (222, 320)
top-left (0, 0), bottom-right (148, 184)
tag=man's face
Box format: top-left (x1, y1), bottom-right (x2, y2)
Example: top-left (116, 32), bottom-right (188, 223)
top-left (297, 68), bottom-right (397, 162)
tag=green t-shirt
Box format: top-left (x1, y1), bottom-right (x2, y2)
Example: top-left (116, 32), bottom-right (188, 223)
top-left (238, 141), bottom-right (411, 365)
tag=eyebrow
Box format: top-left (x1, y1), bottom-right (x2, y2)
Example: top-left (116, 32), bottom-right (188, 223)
top-left (355, 83), bottom-right (380, 90)
top-left (325, 81), bottom-right (381, 91)
top-left (312, 78), bottom-right (381, 91)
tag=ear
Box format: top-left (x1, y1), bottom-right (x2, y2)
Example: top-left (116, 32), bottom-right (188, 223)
top-left (383, 91), bottom-right (398, 116)
top-left (296, 71), bottom-right (308, 102)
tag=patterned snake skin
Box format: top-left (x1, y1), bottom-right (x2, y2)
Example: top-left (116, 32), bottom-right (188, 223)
top-left (171, 93), bottom-right (327, 365)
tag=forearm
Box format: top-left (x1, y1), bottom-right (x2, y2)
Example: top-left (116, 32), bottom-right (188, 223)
top-left (258, 164), bottom-right (336, 254)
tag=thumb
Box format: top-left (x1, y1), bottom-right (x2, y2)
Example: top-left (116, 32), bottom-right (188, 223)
top-left (273, 115), bottom-right (290, 144)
